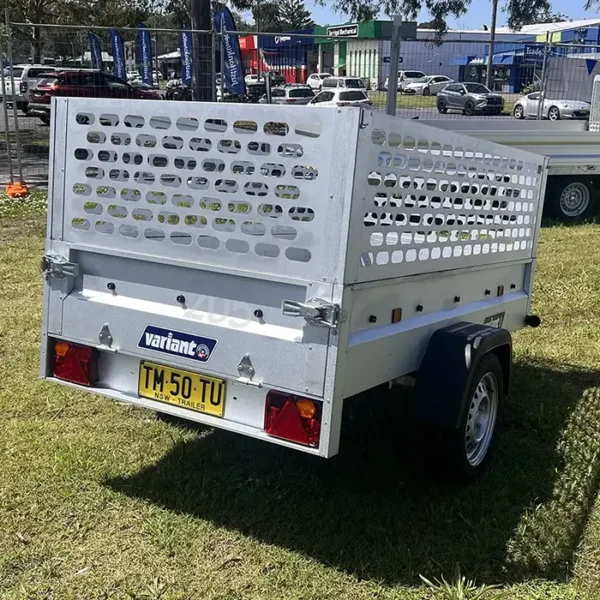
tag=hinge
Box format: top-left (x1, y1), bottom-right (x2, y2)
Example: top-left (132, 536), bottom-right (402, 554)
top-left (235, 354), bottom-right (262, 387)
top-left (282, 297), bottom-right (344, 331)
top-left (41, 254), bottom-right (79, 280)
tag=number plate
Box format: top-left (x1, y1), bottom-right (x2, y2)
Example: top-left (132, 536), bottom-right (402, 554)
top-left (138, 361), bottom-right (225, 417)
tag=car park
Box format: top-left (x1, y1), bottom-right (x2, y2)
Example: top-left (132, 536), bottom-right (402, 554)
top-left (404, 75), bottom-right (453, 96)
top-left (308, 88), bottom-right (372, 107)
top-left (384, 70), bottom-right (426, 92)
top-left (307, 73), bottom-right (331, 90)
top-left (437, 82), bottom-right (504, 116)
top-left (513, 92), bottom-right (590, 121)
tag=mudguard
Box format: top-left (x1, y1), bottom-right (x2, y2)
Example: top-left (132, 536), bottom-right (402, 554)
top-left (414, 322), bottom-right (512, 429)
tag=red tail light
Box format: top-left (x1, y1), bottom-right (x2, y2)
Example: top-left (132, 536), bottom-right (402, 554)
top-left (53, 341), bottom-right (96, 386)
top-left (19, 81), bottom-right (27, 93)
top-left (264, 390), bottom-right (321, 447)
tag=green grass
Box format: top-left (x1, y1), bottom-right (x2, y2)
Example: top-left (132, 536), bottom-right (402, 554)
top-left (3, 194), bottom-right (600, 598)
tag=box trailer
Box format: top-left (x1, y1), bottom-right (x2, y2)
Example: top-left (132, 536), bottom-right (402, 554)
top-left (41, 98), bottom-right (547, 479)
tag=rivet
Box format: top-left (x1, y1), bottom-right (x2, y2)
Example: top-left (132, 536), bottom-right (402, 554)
top-left (416, 304), bottom-right (424, 312)
top-left (369, 315), bottom-right (377, 323)
top-left (107, 282), bottom-right (116, 291)
top-left (253, 309), bottom-right (263, 318)
top-left (485, 289), bottom-right (491, 296)
top-left (176, 295), bottom-right (186, 304)
top-left (454, 296), bottom-right (461, 303)
top-left (510, 283), bottom-right (516, 290)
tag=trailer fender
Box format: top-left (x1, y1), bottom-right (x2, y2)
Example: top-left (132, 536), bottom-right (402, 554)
top-left (414, 322), bottom-right (512, 429)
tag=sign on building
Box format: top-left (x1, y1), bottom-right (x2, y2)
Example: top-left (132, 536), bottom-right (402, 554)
top-left (327, 24), bottom-right (358, 38)
top-left (523, 44), bottom-right (545, 64)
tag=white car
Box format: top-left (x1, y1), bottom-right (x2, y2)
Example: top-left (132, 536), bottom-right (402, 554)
top-left (306, 73), bottom-right (331, 90)
top-left (513, 92), bottom-right (590, 121)
top-left (403, 75), bottom-right (453, 96)
top-left (384, 69), bottom-right (426, 92)
top-left (1, 64), bottom-right (52, 114)
top-left (245, 73), bottom-right (259, 84)
top-left (308, 88), bottom-right (372, 108)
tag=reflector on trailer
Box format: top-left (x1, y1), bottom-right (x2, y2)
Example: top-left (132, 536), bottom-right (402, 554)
top-left (53, 341), bottom-right (96, 386)
top-left (264, 390), bottom-right (321, 447)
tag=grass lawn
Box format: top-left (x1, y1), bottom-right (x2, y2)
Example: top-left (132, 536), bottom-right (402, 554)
top-left (3, 194), bottom-right (600, 599)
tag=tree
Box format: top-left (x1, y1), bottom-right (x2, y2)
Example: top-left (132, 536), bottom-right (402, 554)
top-left (317, 0), bottom-right (555, 36)
top-left (277, 0), bottom-right (313, 31)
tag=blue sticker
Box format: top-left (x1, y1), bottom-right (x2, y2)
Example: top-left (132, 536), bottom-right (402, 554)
top-left (138, 325), bottom-right (217, 363)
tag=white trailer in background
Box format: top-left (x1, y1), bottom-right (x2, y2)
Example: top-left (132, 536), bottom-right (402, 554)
top-left (41, 98), bottom-right (547, 480)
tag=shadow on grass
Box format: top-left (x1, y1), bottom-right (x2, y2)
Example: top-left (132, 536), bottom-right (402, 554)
top-left (106, 358), bottom-right (600, 587)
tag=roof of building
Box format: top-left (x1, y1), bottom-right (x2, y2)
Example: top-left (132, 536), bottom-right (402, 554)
top-left (519, 18), bottom-right (600, 35)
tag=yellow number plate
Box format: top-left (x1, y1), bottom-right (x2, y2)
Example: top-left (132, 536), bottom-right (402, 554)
top-left (138, 361), bottom-right (225, 417)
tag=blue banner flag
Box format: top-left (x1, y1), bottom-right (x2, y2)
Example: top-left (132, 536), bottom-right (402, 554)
top-left (137, 23), bottom-right (153, 85)
top-left (214, 6), bottom-right (245, 96)
top-left (111, 30), bottom-right (126, 80)
top-left (88, 33), bottom-right (103, 70)
top-left (178, 28), bottom-right (193, 86)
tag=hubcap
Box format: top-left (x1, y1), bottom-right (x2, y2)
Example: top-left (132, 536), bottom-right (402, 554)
top-left (549, 108), bottom-right (559, 120)
top-left (515, 107), bottom-right (523, 118)
top-left (465, 372), bottom-right (498, 467)
top-left (559, 182), bottom-right (590, 217)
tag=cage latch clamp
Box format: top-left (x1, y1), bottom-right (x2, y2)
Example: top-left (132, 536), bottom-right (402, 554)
top-left (282, 298), bottom-right (342, 330)
top-left (41, 254), bottom-right (79, 280)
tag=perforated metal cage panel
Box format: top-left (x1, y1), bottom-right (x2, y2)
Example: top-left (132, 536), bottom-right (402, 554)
top-left (344, 112), bottom-right (547, 284)
top-left (53, 98), bottom-right (361, 283)
top-left (52, 99), bottom-right (546, 286)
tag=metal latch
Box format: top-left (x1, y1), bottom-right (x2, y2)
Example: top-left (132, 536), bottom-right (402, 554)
top-left (282, 298), bottom-right (342, 330)
top-left (41, 254), bottom-right (79, 280)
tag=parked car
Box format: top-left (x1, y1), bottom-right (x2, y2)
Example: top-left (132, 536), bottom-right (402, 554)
top-left (513, 92), bottom-right (591, 121)
top-left (307, 73), bottom-right (331, 90)
top-left (308, 88), bottom-right (372, 108)
top-left (321, 76), bottom-right (365, 90)
top-left (262, 71), bottom-right (286, 87)
top-left (437, 82), bottom-right (504, 116)
top-left (165, 79), bottom-right (191, 101)
top-left (1, 64), bottom-right (56, 114)
top-left (245, 73), bottom-right (259, 84)
top-left (28, 70), bottom-right (161, 124)
top-left (404, 75), bottom-right (453, 96)
top-left (384, 70), bottom-right (426, 92)
top-left (260, 85), bottom-right (314, 105)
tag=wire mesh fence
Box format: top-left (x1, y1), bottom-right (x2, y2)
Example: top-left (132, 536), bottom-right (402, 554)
top-left (1, 17), bottom-right (599, 188)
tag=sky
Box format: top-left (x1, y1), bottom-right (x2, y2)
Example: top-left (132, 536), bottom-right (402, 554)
top-left (306, 0), bottom-right (598, 29)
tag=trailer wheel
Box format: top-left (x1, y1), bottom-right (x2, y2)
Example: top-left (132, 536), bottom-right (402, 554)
top-left (439, 353), bottom-right (503, 482)
top-left (548, 177), bottom-right (595, 221)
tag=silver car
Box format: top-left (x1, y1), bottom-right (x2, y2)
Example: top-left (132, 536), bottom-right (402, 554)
top-left (259, 85), bottom-right (314, 105)
top-left (513, 92), bottom-right (591, 120)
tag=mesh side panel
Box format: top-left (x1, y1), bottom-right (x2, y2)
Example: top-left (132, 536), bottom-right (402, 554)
top-left (348, 112), bottom-right (546, 283)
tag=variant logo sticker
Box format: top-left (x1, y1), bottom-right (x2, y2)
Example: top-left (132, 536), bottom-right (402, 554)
top-left (483, 312), bottom-right (505, 329)
top-left (138, 325), bottom-right (217, 363)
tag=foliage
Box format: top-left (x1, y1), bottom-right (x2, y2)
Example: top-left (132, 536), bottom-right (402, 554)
top-left (420, 565), bottom-right (509, 600)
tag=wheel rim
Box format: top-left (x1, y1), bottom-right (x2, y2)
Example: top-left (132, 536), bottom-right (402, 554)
top-left (465, 104), bottom-right (473, 115)
top-left (514, 106), bottom-right (523, 118)
top-left (549, 107), bottom-right (559, 121)
top-left (465, 372), bottom-right (498, 467)
top-left (559, 182), bottom-right (591, 217)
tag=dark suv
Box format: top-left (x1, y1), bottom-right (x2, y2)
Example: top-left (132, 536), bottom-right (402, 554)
top-left (437, 82), bottom-right (504, 116)
top-left (29, 70), bottom-right (161, 124)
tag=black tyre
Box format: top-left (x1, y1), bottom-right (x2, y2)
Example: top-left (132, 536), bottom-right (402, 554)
top-left (548, 105), bottom-right (560, 121)
top-left (39, 114), bottom-right (49, 125)
top-left (463, 101), bottom-right (475, 116)
top-left (513, 104), bottom-right (524, 119)
top-left (438, 353), bottom-right (503, 482)
top-left (437, 100), bottom-right (448, 114)
top-left (547, 176), bottom-right (595, 221)
top-left (422, 87), bottom-right (431, 97)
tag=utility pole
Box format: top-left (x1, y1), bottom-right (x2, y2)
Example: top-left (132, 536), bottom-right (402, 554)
top-left (485, 0), bottom-right (498, 90)
top-left (191, 0), bottom-right (213, 100)
top-left (256, 0), bottom-right (261, 79)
